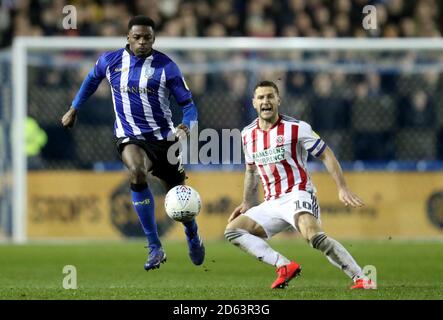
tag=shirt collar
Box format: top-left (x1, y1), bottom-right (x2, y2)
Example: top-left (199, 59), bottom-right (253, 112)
top-left (256, 114), bottom-right (282, 131)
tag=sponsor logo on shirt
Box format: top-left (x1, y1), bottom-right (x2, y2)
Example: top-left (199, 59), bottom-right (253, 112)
top-left (252, 146), bottom-right (286, 165)
top-left (114, 67), bottom-right (129, 72)
top-left (113, 85), bottom-right (154, 94)
top-left (276, 135), bottom-right (285, 146)
top-left (144, 67), bottom-right (155, 79)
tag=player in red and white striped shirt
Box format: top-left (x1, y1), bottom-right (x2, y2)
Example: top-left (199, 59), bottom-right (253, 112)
top-left (225, 81), bottom-right (374, 290)
top-left (242, 112), bottom-right (324, 201)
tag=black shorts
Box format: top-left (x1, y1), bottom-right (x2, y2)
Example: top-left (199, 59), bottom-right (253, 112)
top-left (116, 137), bottom-right (186, 186)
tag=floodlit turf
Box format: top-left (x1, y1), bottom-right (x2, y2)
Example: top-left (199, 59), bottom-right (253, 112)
top-left (0, 240), bottom-right (442, 300)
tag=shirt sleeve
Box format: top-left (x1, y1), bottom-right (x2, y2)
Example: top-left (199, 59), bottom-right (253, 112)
top-left (93, 53), bottom-right (109, 80)
top-left (298, 121), bottom-right (327, 158)
top-left (182, 101), bottom-right (198, 129)
top-left (242, 131), bottom-right (255, 165)
top-left (165, 60), bottom-right (192, 104)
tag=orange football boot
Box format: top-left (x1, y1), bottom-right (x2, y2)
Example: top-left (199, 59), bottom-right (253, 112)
top-left (271, 261), bottom-right (302, 289)
top-left (351, 278), bottom-right (377, 289)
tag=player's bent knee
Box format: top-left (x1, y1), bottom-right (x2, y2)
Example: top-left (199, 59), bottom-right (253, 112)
top-left (226, 215), bottom-right (247, 230)
top-left (303, 227), bottom-right (323, 242)
top-left (304, 227), bottom-right (320, 242)
top-left (128, 166), bottom-right (148, 184)
top-left (301, 225), bottom-right (321, 241)
top-left (297, 212), bottom-right (322, 241)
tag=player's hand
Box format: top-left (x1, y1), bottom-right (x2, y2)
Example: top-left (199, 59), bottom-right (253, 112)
top-left (228, 202), bottom-right (252, 223)
top-left (61, 106), bottom-right (77, 129)
top-left (338, 188), bottom-right (364, 208)
top-left (175, 123), bottom-right (190, 140)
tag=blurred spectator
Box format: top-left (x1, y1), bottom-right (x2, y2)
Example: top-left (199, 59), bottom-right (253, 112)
top-left (99, 21), bottom-right (120, 37)
top-left (422, 71), bottom-right (440, 94)
top-left (399, 90), bottom-right (436, 129)
top-left (134, 0), bottom-right (162, 25)
top-left (245, 1), bottom-right (266, 37)
top-left (158, 19), bottom-right (182, 37)
top-left (352, 82), bottom-right (397, 160)
top-left (312, 5), bottom-right (330, 30)
top-left (400, 18), bottom-right (416, 37)
top-left (210, 0), bottom-right (239, 35)
top-left (366, 72), bottom-right (383, 96)
top-left (286, 72), bottom-right (307, 95)
top-left (323, 27), bottom-right (337, 38)
top-left (295, 12), bottom-right (314, 37)
top-left (334, 0), bottom-right (352, 15)
top-left (205, 22), bottom-right (227, 37)
top-left (310, 74), bottom-right (349, 131)
top-left (281, 25), bottom-right (299, 37)
top-left (331, 71), bottom-right (353, 99)
top-left (180, 13), bottom-right (198, 37)
top-left (1, 0), bottom-right (443, 44)
top-left (383, 24), bottom-right (400, 38)
top-left (4, 0), bottom-right (443, 167)
top-left (334, 13), bottom-right (351, 37)
top-left (158, 0), bottom-right (179, 19)
top-left (354, 82), bottom-right (369, 100)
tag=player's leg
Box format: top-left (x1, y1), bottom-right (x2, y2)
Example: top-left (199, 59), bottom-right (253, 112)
top-left (154, 141), bottom-right (205, 265)
top-left (225, 207), bottom-right (301, 288)
top-left (163, 178), bottom-right (205, 266)
top-left (225, 214), bottom-right (291, 267)
top-left (296, 212), bottom-right (367, 286)
top-left (121, 143), bottom-right (166, 270)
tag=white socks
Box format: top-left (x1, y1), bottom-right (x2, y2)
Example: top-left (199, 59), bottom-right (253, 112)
top-left (225, 228), bottom-right (364, 280)
top-left (310, 232), bottom-right (363, 280)
top-left (225, 228), bottom-right (290, 268)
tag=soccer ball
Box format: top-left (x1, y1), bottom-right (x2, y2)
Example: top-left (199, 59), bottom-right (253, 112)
top-left (164, 185), bottom-right (201, 222)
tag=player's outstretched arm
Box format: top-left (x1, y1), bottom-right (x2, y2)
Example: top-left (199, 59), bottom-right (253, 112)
top-left (175, 101), bottom-right (198, 140)
top-left (175, 123), bottom-right (190, 140)
top-left (61, 57), bottom-right (107, 129)
top-left (318, 146), bottom-right (364, 208)
top-left (165, 59), bottom-right (198, 140)
top-left (61, 106), bottom-right (77, 129)
top-left (228, 164), bottom-right (260, 222)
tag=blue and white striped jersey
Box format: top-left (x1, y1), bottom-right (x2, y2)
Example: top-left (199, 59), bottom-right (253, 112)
top-left (72, 46), bottom-right (193, 140)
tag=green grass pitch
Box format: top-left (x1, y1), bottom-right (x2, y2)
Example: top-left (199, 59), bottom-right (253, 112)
top-left (0, 240), bottom-right (442, 299)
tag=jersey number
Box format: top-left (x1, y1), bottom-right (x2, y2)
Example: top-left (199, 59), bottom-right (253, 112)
top-left (294, 200), bottom-right (312, 211)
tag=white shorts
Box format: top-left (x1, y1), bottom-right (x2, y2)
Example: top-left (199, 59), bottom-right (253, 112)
top-left (244, 190), bottom-right (321, 239)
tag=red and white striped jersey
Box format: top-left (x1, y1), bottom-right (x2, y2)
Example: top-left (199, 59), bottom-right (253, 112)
top-left (242, 114), bottom-right (327, 201)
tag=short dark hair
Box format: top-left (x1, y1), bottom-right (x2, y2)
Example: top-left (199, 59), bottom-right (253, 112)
top-left (128, 16), bottom-right (156, 31)
top-left (254, 80), bottom-right (279, 95)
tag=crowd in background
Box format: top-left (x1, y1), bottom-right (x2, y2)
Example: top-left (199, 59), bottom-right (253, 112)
top-left (1, 0), bottom-right (443, 44)
top-left (25, 52), bottom-right (443, 169)
top-left (1, 0), bottom-right (443, 168)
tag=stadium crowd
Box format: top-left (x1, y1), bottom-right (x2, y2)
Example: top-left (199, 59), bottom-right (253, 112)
top-left (1, 0), bottom-right (443, 168)
top-left (1, 0), bottom-right (442, 43)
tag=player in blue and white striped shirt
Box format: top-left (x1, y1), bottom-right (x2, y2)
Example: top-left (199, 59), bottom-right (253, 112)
top-left (61, 16), bottom-right (204, 271)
